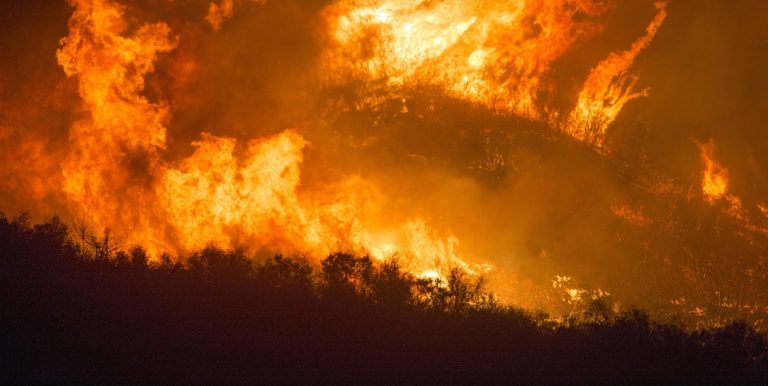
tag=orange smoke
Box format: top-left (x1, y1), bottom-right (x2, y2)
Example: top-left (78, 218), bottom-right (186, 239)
top-left (206, 0), bottom-right (267, 31)
top-left (323, 0), bottom-right (667, 145)
top-left (56, 0), bottom-right (474, 276)
top-left (0, 127), bottom-right (62, 206)
top-left (206, 0), bottom-right (235, 31)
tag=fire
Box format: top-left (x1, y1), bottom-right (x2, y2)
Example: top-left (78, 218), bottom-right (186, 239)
top-left (55, 0), bottom-right (475, 275)
top-left (323, 0), bottom-right (667, 145)
top-left (696, 139), bottom-right (764, 231)
top-left (4, 0), bottom-right (768, 328)
top-left (57, 0), bottom-right (177, 252)
top-left (568, 1), bottom-right (667, 144)
top-left (698, 139), bottom-right (728, 203)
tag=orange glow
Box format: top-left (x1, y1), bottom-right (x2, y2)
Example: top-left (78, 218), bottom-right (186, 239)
top-left (57, 0), bottom-right (176, 252)
top-left (3, 0), bottom-right (768, 330)
top-left (698, 140), bottom-right (728, 203)
top-left (156, 128), bottom-right (477, 272)
top-left (568, 1), bottom-right (667, 144)
top-left (611, 204), bottom-right (651, 227)
top-left (206, 0), bottom-right (235, 31)
top-left (206, 0), bottom-right (267, 31)
top-left (323, 0), bottom-right (667, 145)
top-left (55, 0), bottom-right (476, 276)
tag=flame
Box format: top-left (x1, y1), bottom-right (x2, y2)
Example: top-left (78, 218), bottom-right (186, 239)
top-left (568, 1), bottom-right (667, 144)
top-left (697, 140), bottom-right (768, 237)
top-left (698, 140), bottom-right (728, 203)
top-left (159, 127), bottom-right (473, 272)
top-left (55, 0), bottom-right (475, 275)
top-left (57, 0), bottom-right (177, 252)
top-left (323, 0), bottom-right (667, 144)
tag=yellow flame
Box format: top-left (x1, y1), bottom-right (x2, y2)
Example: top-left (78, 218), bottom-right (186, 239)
top-left (324, 0), bottom-right (667, 145)
top-left (56, 0), bottom-right (478, 277)
top-left (57, 0), bottom-right (177, 252)
top-left (698, 140), bottom-right (728, 203)
top-left (421, 269), bottom-right (441, 280)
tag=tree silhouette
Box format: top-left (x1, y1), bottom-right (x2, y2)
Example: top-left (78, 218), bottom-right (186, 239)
top-left (1, 213), bottom-right (767, 384)
top-left (369, 259), bottom-right (414, 308)
top-left (129, 245), bottom-right (148, 270)
top-left (257, 254), bottom-right (313, 291)
top-left (320, 252), bottom-right (374, 300)
top-left (188, 245), bottom-right (252, 281)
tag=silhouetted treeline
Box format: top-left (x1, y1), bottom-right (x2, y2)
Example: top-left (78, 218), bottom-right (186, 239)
top-left (1, 214), bottom-right (767, 384)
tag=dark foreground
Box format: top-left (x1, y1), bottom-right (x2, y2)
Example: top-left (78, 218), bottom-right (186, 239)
top-left (1, 214), bottom-right (767, 384)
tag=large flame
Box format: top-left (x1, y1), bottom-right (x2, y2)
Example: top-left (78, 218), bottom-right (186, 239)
top-left (3, 0), bottom-right (768, 327)
top-left (57, 0), bottom-right (176, 252)
top-left (323, 0), bottom-right (667, 145)
top-left (56, 0), bottom-right (472, 275)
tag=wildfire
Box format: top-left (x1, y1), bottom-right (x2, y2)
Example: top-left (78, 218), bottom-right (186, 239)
top-left (3, 0), bottom-right (768, 329)
top-left (57, 0), bottom-right (177, 252)
top-left (323, 0), bottom-right (667, 145)
top-left (698, 139), bottom-right (728, 203)
top-left (568, 1), bottom-right (667, 144)
top-left (697, 139), bottom-right (767, 232)
top-left (55, 0), bottom-right (476, 275)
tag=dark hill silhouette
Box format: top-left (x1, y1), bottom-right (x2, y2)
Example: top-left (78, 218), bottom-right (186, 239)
top-left (1, 213), bottom-right (767, 384)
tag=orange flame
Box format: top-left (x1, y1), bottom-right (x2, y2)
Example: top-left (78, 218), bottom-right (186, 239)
top-left (698, 140), bottom-right (728, 203)
top-left (568, 1), bottom-right (667, 144)
top-left (323, 0), bottom-right (667, 145)
top-left (57, 0), bottom-right (176, 252)
top-left (56, 0), bottom-right (476, 275)
top-left (697, 140), bottom-right (768, 236)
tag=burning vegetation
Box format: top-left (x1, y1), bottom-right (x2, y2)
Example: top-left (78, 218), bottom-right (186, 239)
top-left (2, 0), bottom-right (768, 379)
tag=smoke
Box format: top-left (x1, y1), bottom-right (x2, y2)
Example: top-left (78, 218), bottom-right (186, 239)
top-left (1, 0), bottom-right (767, 321)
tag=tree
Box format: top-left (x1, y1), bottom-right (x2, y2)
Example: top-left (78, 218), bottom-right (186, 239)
top-left (445, 268), bottom-right (488, 315)
top-left (321, 252), bottom-right (374, 300)
top-left (188, 246), bottom-right (252, 281)
top-left (370, 259), bottom-right (414, 308)
top-left (71, 220), bottom-right (121, 262)
top-left (257, 254), bottom-right (314, 291)
top-left (130, 245), bottom-right (149, 270)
